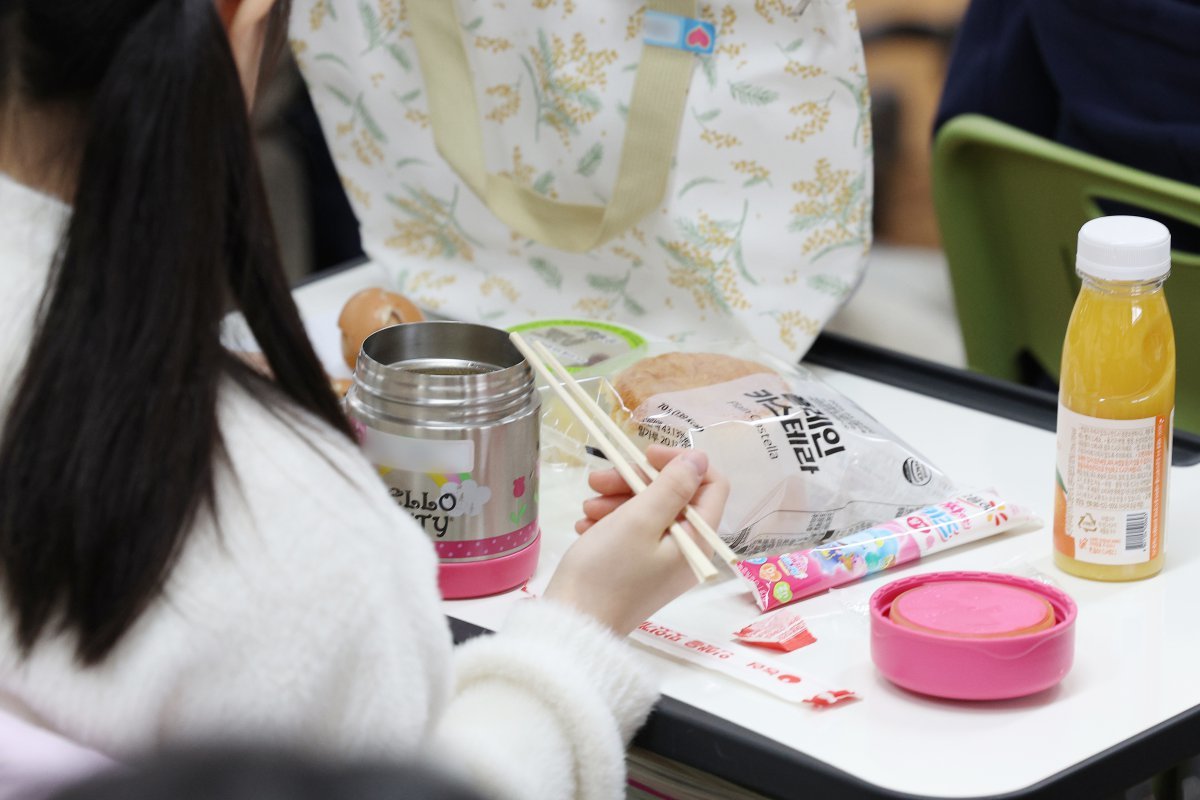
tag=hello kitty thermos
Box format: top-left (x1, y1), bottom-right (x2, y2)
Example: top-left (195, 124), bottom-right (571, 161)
top-left (346, 322), bottom-right (541, 598)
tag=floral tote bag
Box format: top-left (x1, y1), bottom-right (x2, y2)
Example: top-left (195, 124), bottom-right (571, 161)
top-left (291, 0), bottom-right (872, 359)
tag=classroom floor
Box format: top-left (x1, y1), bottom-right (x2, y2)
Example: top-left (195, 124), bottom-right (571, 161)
top-left (825, 244), bottom-right (966, 368)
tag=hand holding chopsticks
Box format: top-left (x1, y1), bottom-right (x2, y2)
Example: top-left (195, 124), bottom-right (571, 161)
top-left (511, 333), bottom-right (737, 583)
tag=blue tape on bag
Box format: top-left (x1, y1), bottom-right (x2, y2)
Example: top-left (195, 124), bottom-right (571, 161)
top-left (643, 11), bottom-right (716, 55)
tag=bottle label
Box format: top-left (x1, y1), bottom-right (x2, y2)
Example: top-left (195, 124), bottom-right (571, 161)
top-left (1054, 405), bottom-right (1170, 565)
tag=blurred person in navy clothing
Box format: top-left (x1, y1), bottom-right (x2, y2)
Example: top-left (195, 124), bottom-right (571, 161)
top-left (937, 0), bottom-right (1200, 250)
top-left (937, 0), bottom-right (1200, 194)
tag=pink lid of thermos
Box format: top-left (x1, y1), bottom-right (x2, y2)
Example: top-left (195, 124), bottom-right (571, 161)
top-left (870, 571), bottom-right (1077, 700)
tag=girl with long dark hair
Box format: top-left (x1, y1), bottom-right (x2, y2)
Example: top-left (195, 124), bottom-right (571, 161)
top-left (0, 2), bottom-right (728, 797)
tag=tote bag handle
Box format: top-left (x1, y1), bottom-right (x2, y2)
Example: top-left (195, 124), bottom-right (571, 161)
top-left (409, 0), bottom-right (697, 252)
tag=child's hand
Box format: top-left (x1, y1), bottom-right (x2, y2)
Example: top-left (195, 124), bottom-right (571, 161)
top-left (542, 446), bottom-right (729, 636)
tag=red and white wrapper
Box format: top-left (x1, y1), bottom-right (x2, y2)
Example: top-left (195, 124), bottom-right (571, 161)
top-left (733, 609), bottom-right (817, 652)
top-left (632, 620), bottom-right (856, 708)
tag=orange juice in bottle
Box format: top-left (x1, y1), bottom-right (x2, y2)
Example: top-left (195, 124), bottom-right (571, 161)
top-left (1054, 216), bottom-right (1174, 581)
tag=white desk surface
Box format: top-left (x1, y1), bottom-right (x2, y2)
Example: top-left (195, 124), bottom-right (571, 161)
top-left (294, 264), bottom-right (1200, 799)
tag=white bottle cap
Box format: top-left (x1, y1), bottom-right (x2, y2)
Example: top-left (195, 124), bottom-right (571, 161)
top-left (1076, 216), bottom-right (1171, 281)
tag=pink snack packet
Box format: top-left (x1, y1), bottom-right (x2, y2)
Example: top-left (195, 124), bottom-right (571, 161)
top-left (632, 620), bottom-right (856, 707)
top-left (737, 489), bottom-right (1039, 612)
top-left (733, 609), bottom-right (816, 652)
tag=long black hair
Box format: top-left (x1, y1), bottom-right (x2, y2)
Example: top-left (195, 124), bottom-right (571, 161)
top-left (0, 0), bottom-right (353, 664)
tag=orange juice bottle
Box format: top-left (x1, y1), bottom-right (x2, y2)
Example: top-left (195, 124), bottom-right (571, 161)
top-left (1054, 216), bottom-right (1174, 581)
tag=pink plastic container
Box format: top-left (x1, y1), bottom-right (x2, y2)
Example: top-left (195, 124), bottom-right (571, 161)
top-left (870, 571), bottom-right (1077, 700)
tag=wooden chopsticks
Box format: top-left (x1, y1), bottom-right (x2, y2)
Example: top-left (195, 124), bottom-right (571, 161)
top-left (511, 332), bottom-right (738, 583)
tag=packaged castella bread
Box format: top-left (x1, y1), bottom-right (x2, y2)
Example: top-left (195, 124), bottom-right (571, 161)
top-left (588, 344), bottom-right (958, 555)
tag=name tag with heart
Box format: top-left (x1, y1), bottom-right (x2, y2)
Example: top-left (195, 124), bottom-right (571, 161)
top-left (643, 11), bottom-right (716, 56)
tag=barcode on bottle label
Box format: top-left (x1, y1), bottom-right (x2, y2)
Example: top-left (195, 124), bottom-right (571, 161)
top-left (1055, 405), bottom-right (1168, 566)
top-left (1125, 511), bottom-right (1148, 552)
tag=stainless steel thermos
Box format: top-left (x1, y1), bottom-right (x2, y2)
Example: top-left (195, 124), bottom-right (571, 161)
top-left (345, 322), bottom-right (541, 598)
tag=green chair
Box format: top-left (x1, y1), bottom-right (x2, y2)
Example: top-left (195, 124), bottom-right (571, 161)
top-left (932, 114), bottom-right (1200, 432)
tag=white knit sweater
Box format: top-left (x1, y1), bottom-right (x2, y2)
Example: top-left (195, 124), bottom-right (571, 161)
top-left (0, 173), bottom-right (658, 799)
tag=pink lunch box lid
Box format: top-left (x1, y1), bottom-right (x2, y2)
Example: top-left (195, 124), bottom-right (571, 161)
top-left (870, 571), bottom-right (1077, 701)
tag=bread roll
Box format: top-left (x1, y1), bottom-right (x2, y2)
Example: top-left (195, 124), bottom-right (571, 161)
top-left (338, 288), bottom-right (424, 369)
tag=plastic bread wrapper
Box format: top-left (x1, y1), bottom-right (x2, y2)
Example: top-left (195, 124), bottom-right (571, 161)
top-left (632, 620), bottom-right (857, 708)
top-left (737, 489), bottom-right (1042, 612)
top-left (538, 376), bottom-right (621, 470)
top-left (551, 340), bottom-right (960, 556)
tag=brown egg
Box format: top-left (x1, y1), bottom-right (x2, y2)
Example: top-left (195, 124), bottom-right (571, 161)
top-left (338, 288), bottom-right (424, 369)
